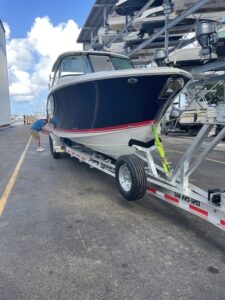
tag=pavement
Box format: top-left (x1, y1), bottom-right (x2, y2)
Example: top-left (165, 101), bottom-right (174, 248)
top-left (0, 125), bottom-right (225, 300)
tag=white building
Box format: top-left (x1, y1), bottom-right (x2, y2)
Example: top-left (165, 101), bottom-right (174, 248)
top-left (0, 20), bottom-right (10, 126)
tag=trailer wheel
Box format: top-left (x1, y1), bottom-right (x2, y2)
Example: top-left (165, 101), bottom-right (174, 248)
top-left (115, 155), bottom-right (146, 201)
top-left (49, 135), bottom-right (60, 159)
top-left (188, 127), bottom-right (198, 136)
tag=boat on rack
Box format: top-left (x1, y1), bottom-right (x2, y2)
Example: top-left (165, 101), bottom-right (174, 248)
top-left (168, 26), bottom-right (225, 67)
top-left (115, 0), bottom-right (163, 16)
top-left (107, 42), bottom-right (126, 55)
top-left (132, 5), bottom-right (167, 31)
top-left (107, 3), bottom-right (164, 31)
top-left (168, 46), bottom-right (218, 67)
top-left (124, 31), bottom-right (183, 49)
top-left (47, 50), bottom-right (192, 159)
top-left (133, 5), bottom-right (221, 34)
top-left (107, 14), bottom-right (130, 31)
top-left (98, 27), bottom-right (125, 44)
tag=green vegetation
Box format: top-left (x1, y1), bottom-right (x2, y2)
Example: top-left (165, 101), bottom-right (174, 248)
top-left (204, 82), bottom-right (224, 105)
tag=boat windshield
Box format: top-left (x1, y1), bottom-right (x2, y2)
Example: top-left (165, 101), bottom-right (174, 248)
top-left (89, 55), bottom-right (114, 72)
top-left (111, 57), bottom-right (134, 70)
top-left (60, 55), bottom-right (92, 76)
top-left (89, 54), bottom-right (134, 72)
top-left (57, 54), bottom-right (134, 78)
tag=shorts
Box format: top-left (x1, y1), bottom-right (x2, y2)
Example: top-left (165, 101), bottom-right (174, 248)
top-left (31, 129), bottom-right (40, 139)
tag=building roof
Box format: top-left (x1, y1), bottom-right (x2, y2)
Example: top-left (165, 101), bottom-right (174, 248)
top-left (77, 0), bottom-right (118, 44)
top-left (0, 20), bottom-right (5, 32)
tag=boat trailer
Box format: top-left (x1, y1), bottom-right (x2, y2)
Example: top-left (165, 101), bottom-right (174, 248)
top-left (49, 104), bottom-right (225, 232)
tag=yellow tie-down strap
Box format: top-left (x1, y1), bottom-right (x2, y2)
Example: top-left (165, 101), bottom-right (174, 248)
top-left (152, 125), bottom-right (171, 177)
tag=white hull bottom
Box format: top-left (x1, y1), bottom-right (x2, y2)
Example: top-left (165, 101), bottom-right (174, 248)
top-left (55, 123), bottom-right (158, 159)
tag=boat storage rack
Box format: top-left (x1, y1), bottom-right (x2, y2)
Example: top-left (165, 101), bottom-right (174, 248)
top-left (49, 104), bottom-right (225, 232)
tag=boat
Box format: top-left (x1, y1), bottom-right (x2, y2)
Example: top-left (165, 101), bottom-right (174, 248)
top-left (98, 27), bottom-right (125, 44)
top-left (106, 42), bottom-right (126, 55)
top-left (133, 6), bottom-right (168, 31)
top-left (140, 14), bottom-right (216, 36)
top-left (168, 46), bottom-right (218, 67)
top-left (47, 50), bottom-right (192, 159)
top-left (115, 0), bottom-right (163, 16)
top-left (133, 5), bottom-right (222, 34)
top-left (115, 0), bottom-right (149, 16)
top-left (124, 31), bottom-right (183, 49)
top-left (174, 0), bottom-right (225, 19)
top-left (123, 30), bottom-right (183, 42)
top-left (168, 26), bottom-right (225, 67)
top-left (107, 14), bottom-right (131, 31)
top-left (194, 11), bottom-right (225, 22)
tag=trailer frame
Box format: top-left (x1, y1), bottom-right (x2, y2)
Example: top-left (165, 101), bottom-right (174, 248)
top-left (49, 106), bottom-right (225, 232)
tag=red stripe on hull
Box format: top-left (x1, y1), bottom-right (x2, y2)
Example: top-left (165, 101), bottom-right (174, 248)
top-left (55, 119), bottom-right (155, 133)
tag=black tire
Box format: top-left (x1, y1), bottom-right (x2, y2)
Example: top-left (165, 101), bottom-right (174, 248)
top-left (188, 128), bottom-right (198, 136)
top-left (49, 135), bottom-right (61, 159)
top-left (115, 155), bottom-right (146, 201)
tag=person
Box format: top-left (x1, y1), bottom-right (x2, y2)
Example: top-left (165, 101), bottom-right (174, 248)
top-left (49, 116), bottom-right (57, 130)
top-left (30, 118), bottom-right (51, 152)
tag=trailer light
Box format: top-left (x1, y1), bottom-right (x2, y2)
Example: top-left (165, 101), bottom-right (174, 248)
top-left (208, 189), bottom-right (225, 206)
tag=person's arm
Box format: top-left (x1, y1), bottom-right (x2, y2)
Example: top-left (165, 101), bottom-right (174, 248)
top-left (49, 117), bottom-right (57, 131)
top-left (41, 125), bottom-right (52, 134)
top-left (49, 122), bottom-right (55, 131)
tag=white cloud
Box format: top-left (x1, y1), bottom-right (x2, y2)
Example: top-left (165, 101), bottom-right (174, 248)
top-left (7, 39), bottom-right (33, 70)
top-left (6, 17), bottom-right (82, 104)
top-left (28, 17), bottom-right (82, 60)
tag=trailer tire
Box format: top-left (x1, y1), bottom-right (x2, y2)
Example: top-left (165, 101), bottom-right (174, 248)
top-left (49, 135), bottom-right (60, 159)
top-left (115, 155), bottom-right (146, 201)
top-left (188, 128), bottom-right (198, 136)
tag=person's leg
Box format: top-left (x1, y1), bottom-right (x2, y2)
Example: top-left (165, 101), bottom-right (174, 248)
top-left (35, 136), bottom-right (40, 148)
top-left (34, 132), bottom-right (45, 151)
top-left (31, 130), bottom-right (41, 150)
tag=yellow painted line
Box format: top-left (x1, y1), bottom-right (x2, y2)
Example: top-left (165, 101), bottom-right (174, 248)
top-left (0, 136), bottom-right (32, 216)
top-left (166, 148), bottom-right (225, 165)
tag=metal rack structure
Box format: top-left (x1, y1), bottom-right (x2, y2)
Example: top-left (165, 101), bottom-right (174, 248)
top-left (74, 1), bottom-right (225, 231)
top-left (77, 0), bottom-right (225, 134)
top-left (77, 0), bottom-right (225, 72)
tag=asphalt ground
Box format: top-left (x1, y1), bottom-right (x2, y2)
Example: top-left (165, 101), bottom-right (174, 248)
top-left (0, 125), bottom-right (225, 300)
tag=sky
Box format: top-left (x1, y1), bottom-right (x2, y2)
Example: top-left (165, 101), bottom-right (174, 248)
top-left (0, 0), bottom-right (95, 115)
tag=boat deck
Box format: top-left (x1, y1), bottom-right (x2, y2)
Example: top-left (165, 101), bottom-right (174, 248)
top-left (0, 125), bottom-right (225, 299)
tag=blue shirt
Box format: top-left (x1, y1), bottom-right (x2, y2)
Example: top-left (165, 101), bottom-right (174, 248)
top-left (31, 119), bottom-right (46, 132)
top-left (50, 116), bottom-right (57, 127)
